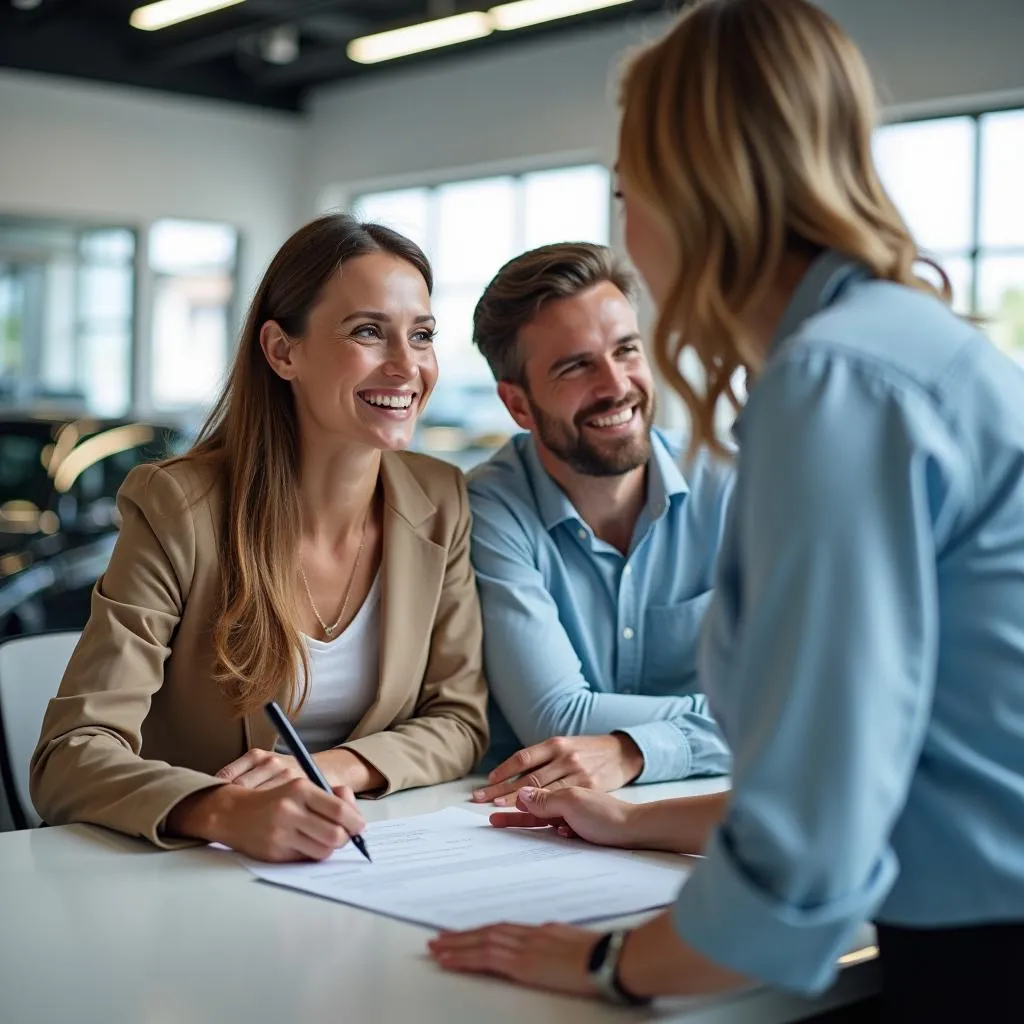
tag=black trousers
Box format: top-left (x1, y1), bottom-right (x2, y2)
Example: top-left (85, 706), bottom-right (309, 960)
top-left (807, 920), bottom-right (1024, 1022)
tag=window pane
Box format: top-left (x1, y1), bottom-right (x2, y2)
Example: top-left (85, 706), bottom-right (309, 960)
top-left (79, 229), bottom-right (135, 264)
top-left (149, 219), bottom-right (237, 274)
top-left (79, 265), bottom-right (132, 322)
top-left (874, 117), bottom-right (976, 252)
top-left (977, 256), bottom-right (1024, 365)
top-left (0, 270), bottom-right (26, 381)
top-left (353, 188), bottom-right (430, 252)
top-left (149, 220), bottom-right (237, 412)
top-left (0, 219), bottom-right (137, 414)
top-left (434, 177), bottom-right (516, 287)
top-left (980, 109), bottom-right (1024, 248)
top-left (80, 326), bottom-right (131, 416)
top-left (431, 290), bottom-right (493, 384)
top-left (151, 275), bottom-right (232, 409)
top-left (417, 289), bottom-right (516, 464)
top-left (522, 165), bottom-right (611, 249)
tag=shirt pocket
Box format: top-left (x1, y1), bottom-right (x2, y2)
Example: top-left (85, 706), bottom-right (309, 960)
top-left (642, 590), bottom-right (713, 695)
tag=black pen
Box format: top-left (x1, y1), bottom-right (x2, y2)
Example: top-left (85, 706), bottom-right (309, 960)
top-left (264, 700), bottom-right (372, 863)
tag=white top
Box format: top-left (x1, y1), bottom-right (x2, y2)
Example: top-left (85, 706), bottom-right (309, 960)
top-left (0, 776), bottom-right (881, 1024)
top-left (288, 571), bottom-right (382, 753)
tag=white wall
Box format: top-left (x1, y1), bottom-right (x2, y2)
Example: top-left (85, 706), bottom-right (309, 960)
top-left (0, 69), bottom-right (302, 307)
top-left (818, 0), bottom-right (1024, 117)
top-left (301, 14), bottom-right (670, 219)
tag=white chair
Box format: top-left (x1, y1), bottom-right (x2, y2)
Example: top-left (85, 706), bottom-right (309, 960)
top-left (0, 630), bottom-right (81, 830)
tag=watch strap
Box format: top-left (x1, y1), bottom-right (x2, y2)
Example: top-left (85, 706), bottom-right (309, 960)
top-left (587, 929), bottom-right (652, 1007)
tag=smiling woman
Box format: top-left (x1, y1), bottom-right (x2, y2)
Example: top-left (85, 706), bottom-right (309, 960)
top-left (29, 213), bottom-right (489, 864)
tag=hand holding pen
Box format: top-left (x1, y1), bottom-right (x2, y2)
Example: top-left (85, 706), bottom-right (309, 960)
top-left (265, 701), bottom-right (373, 862)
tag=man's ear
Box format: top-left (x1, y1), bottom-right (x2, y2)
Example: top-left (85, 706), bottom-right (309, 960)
top-left (259, 320), bottom-right (298, 380)
top-left (497, 380), bottom-right (536, 433)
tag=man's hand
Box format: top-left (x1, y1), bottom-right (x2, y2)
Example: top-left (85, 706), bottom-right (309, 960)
top-left (472, 734), bottom-right (644, 806)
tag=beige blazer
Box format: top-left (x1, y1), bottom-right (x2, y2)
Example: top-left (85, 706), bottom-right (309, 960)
top-left (30, 450), bottom-right (488, 848)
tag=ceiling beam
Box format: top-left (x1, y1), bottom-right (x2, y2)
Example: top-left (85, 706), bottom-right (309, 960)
top-left (252, 41), bottom-right (358, 87)
top-left (300, 13), bottom-right (370, 43)
top-left (143, 0), bottom-right (362, 69)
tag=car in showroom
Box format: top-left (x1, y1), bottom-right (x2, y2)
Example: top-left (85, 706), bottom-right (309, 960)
top-left (0, 412), bottom-right (192, 639)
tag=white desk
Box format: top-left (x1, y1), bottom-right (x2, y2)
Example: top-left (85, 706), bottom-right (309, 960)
top-left (0, 777), bottom-right (879, 1024)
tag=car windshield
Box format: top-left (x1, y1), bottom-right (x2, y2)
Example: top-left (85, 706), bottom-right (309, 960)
top-left (0, 419), bottom-right (190, 524)
top-left (0, 426), bottom-right (53, 509)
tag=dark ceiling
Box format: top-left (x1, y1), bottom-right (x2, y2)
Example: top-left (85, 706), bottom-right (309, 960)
top-left (0, 0), bottom-right (679, 112)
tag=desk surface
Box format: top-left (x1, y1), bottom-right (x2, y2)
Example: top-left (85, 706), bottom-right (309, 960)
top-left (0, 776), bottom-right (878, 1024)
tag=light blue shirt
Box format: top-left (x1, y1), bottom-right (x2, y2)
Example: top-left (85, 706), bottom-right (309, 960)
top-left (672, 250), bottom-right (1024, 995)
top-left (467, 427), bottom-right (734, 783)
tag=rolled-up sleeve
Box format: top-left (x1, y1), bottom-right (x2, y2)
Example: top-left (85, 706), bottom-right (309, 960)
top-left (621, 705), bottom-right (728, 784)
top-left (672, 352), bottom-right (966, 994)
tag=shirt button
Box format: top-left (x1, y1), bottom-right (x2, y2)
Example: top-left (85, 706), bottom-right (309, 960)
top-left (577, 528), bottom-right (587, 540)
top-left (622, 686), bottom-right (634, 694)
top-left (623, 565), bottom-right (632, 576)
top-left (622, 627), bottom-right (635, 640)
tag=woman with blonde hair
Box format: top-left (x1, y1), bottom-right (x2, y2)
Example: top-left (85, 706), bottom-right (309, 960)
top-left (429, 0), bottom-right (1024, 1014)
top-left (32, 214), bottom-right (489, 861)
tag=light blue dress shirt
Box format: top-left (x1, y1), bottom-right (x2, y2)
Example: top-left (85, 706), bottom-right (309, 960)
top-left (467, 427), bottom-right (734, 783)
top-left (672, 250), bottom-right (1024, 995)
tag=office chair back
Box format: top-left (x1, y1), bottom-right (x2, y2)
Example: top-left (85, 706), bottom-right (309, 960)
top-left (0, 630), bottom-right (81, 830)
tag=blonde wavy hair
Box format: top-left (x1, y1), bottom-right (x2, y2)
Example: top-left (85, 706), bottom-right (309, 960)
top-left (618, 0), bottom-right (950, 457)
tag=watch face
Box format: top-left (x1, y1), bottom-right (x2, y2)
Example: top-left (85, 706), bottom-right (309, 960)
top-left (588, 931), bottom-right (614, 973)
top-left (588, 930), bottom-right (627, 1004)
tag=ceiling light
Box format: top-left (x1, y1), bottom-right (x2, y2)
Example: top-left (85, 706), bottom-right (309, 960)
top-left (346, 1), bottom-right (634, 65)
top-left (490, 0), bottom-right (632, 31)
top-left (348, 11), bottom-right (492, 64)
top-left (130, 0), bottom-right (247, 32)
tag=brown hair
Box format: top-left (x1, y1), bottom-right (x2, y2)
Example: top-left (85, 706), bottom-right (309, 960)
top-left (473, 241), bottom-right (638, 384)
top-left (618, 0), bottom-right (950, 458)
top-left (186, 213), bottom-right (432, 716)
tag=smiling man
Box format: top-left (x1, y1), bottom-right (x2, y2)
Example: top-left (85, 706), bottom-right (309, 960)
top-left (467, 242), bottom-right (734, 806)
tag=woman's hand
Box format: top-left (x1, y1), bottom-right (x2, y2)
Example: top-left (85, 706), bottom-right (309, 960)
top-left (428, 923), bottom-right (600, 996)
top-left (166, 780), bottom-right (366, 862)
top-left (216, 747), bottom-right (385, 794)
top-left (429, 913), bottom-right (746, 999)
top-left (489, 786), bottom-right (641, 848)
top-left (216, 749), bottom-right (308, 790)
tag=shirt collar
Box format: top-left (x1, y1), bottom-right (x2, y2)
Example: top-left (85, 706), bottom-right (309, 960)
top-left (731, 249), bottom-right (870, 445)
top-left (523, 428), bottom-right (689, 535)
top-left (770, 248), bottom-right (871, 356)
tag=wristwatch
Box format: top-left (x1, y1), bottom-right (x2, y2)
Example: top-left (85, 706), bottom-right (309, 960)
top-left (587, 929), bottom-right (653, 1007)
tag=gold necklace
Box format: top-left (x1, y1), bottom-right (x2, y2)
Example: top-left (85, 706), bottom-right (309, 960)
top-left (299, 504), bottom-right (371, 640)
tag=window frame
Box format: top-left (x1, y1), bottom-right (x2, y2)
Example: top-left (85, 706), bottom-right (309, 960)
top-left (877, 103), bottom-right (1024, 314)
top-left (0, 214), bottom-right (139, 416)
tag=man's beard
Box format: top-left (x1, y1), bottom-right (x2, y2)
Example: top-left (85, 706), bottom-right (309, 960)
top-left (529, 388), bottom-right (654, 477)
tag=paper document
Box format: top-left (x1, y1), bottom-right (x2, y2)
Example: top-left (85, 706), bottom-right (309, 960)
top-left (240, 806), bottom-right (691, 930)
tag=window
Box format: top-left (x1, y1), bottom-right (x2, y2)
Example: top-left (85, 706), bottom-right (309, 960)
top-left (353, 163), bottom-right (611, 466)
top-left (875, 108), bottom-right (1024, 363)
top-left (0, 218), bottom-right (136, 415)
top-left (149, 218), bottom-right (239, 412)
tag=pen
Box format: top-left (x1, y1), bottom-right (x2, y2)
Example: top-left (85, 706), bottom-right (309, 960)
top-left (264, 700), bottom-right (372, 863)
